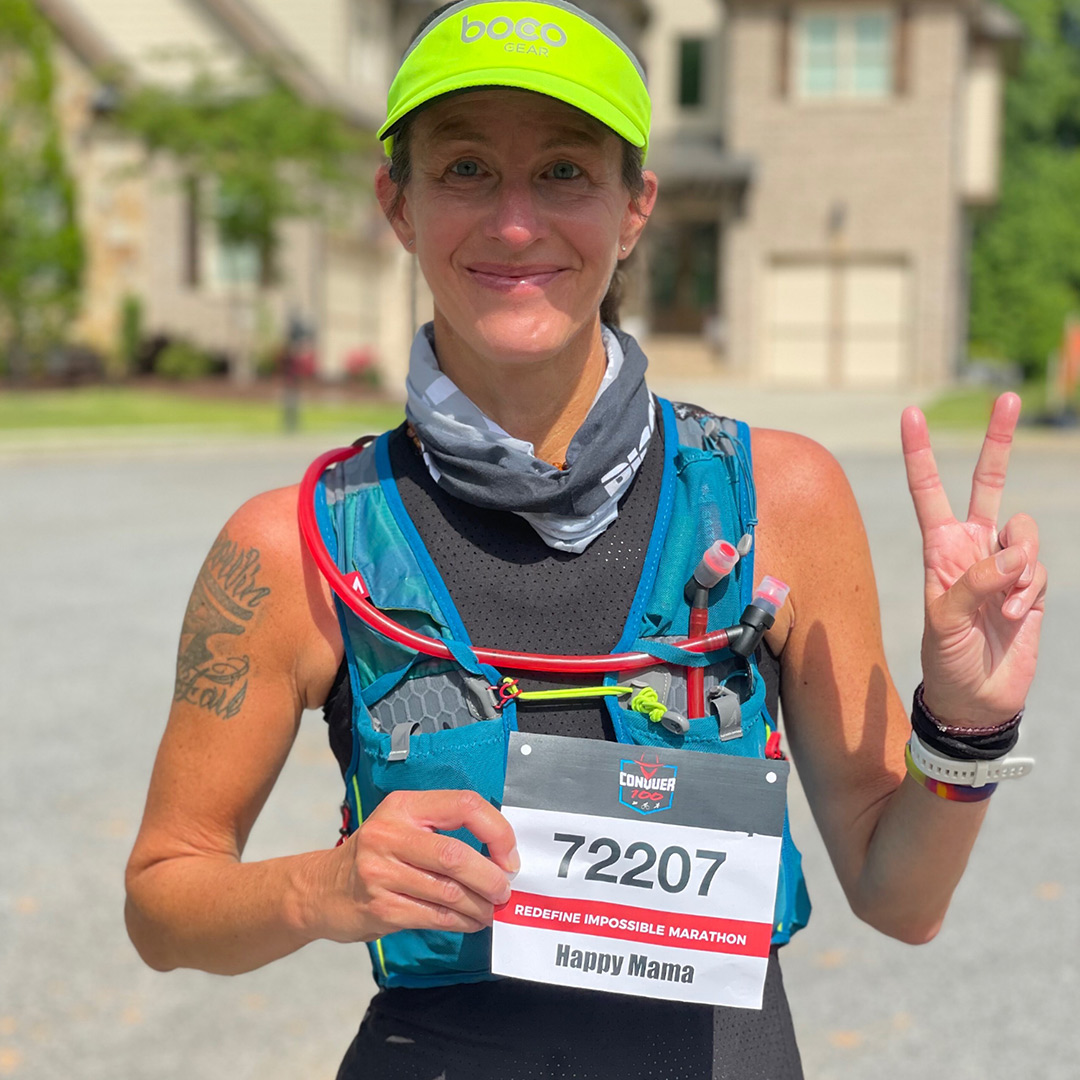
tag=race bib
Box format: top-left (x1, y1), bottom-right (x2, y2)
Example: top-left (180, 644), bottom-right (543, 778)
top-left (491, 732), bottom-right (787, 1009)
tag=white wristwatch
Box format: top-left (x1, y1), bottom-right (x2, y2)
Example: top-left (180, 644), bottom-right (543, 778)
top-left (908, 732), bottom-right (1035, 788)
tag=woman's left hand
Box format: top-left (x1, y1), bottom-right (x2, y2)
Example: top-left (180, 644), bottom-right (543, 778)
top-left (901, 392), bottom-right (1047, 728)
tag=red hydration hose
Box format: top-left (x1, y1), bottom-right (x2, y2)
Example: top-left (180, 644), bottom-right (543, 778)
top-left (687, 606), bottom-right (709, 718)
top-left (298, 446), bottom-right (732, 674)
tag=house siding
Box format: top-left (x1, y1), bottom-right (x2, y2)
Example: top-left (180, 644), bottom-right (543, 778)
top-left (53, 43), bottom-right (149, 362)
top-left (726, 1), bottom-right (971, 387)
top-left (77, 0), bottom-right (239, 83)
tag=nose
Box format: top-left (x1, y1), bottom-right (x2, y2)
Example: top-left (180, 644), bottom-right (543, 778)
top-left (485, 174), bottom-right (546, 249)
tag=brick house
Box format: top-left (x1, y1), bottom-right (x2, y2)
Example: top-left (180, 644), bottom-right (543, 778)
top-left (643, 0), bottom-right (1021, 387)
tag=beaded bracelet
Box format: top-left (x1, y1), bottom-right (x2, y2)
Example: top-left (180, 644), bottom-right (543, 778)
top-left (904, 745), bottom-right (998, 803)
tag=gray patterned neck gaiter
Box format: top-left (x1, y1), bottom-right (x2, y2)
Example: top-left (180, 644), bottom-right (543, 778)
top-left (404, 323), bottom-right (656, 554)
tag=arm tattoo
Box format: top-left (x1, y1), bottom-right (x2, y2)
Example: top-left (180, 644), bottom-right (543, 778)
top-left (174, 530), bottom-right (272, 719)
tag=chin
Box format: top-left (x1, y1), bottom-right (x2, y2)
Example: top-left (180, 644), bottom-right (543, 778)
top-left (465, 307), bottom-right (590, 364)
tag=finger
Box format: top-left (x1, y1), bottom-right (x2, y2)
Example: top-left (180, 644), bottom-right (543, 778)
top-left (967, 393), bottom-right (1021, 527)
top-left (901, 406), bottom-right (954, 534)
top-left (376, 890), bottom-right (488, 936)
top-left (401, 789), bottom-right (520, 874)
top-left (405, 829), bottom-right (514, 906)
top-left (935, 544), bottom-right (1028, 622)
top-left (387, 863), bottom-right (498, 927)
top-left (998, 513), bottom-right (1040, 590)
top-left (1002, 561), bottom-right (1047, 621)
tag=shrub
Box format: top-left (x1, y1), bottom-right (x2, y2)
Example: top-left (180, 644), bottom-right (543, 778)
top-left (345, 346), bottom-right (381, 390)
top-left (156, 340), bottom-right (215, 381)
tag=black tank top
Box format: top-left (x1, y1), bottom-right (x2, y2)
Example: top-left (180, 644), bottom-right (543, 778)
top-left (325, 418), bottom-right (802, 1080)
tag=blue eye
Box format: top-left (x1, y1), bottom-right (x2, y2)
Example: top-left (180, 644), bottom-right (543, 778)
top-left (550, 162), bottom-right (581, 180)
top-left (451, 160), bottom-right (480, 177)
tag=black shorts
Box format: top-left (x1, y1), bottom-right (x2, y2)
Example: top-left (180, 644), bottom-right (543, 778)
top-left (336, 947), bottom-right (803, 1080)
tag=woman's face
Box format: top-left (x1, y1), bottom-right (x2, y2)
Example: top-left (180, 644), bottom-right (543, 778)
top-left (378, 89), bottom-right (657, 368)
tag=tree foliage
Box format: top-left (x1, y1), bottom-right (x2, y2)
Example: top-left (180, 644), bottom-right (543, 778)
top-left (0, 0), bottom-right (86, 372)
top-left (970, 0), bottom-right (1080, 376)
top-left (111, 61), bottom-right (373, 283)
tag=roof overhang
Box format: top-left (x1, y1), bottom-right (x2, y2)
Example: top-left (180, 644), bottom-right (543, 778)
top-left (970, 1), bottom-right (1024, 73)
top-left (649, 135), bottom-right (755, 197)
top-left (33, 0), bottom-right (125, 71)
top-left (972, 2), bottom-right (1024, 42)
top-left (38, 0), bottom-right (380, 130)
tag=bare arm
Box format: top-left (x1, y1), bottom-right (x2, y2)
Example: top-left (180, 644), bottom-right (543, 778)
top-left (124, 486), bottom-right (517, 975)
top-left (753, 397), bottom-right (1045, 944)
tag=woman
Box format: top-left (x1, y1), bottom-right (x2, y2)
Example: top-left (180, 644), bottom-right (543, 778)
top-left (125, 3), bottom-right (1047, 1077)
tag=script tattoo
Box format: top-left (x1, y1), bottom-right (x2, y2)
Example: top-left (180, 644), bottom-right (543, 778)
top-left (174, 531), bottom-right (271, 719)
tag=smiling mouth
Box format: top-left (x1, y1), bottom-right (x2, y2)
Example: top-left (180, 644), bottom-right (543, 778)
top-left (466, 266), bottom-right (568, 291)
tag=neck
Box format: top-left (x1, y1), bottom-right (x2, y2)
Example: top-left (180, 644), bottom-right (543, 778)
top-left (430, 311), bottom-right (608, 466)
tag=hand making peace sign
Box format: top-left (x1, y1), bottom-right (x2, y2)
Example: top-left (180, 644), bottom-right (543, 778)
top-left (901, 392), bottom-right (1047, 729)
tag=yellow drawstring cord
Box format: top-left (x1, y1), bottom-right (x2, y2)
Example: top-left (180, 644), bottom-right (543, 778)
top-left (627, 686), bottom-right (668, 724)
top-left (509, 684), bottom-right (632, 703)
top-left (497, 678), bottom-right (670, 725)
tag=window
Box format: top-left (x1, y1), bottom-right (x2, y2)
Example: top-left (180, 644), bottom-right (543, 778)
top-left (797, 10), bottom-right (893, 100)
top-left (213, 186), bottom-right (264, 288)
top-left (678, 38), bottom-right (706, 108)
top-left (183, 176), bottom-right (201, 288)
top-left (215, 239), bottom-right (262, 289)
top-left (182, 180), bottom-right (265, 292)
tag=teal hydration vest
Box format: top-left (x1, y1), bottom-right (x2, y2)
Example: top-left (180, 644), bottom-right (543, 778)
top-left (314, 399), bottom-right (811, 990)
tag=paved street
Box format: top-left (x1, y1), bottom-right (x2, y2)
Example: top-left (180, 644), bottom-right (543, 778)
top-left (1, 399), bottom-right (1077, 1079)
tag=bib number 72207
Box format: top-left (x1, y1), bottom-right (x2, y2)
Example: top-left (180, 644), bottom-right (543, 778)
top-left (492, 733), bottom-right (789, 1009)
top-left (553, 833), bottom-right (727, 896)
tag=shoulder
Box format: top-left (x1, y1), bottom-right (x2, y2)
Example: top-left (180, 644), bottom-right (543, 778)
top-left (215, 486), bottom-right (309, 609)
top-left (225, 484), bottom-right (300, 550)
top-left (750, 426), bottom-right (864, 555)
top-left (201, 484), bottom-right (342, 709)
top-left (748, 428), bottom-right (871, 653)
top-left (750, 427), bottom-right (854, 511)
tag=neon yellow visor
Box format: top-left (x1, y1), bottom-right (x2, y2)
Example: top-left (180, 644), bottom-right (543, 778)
top-left (379, 0), bottom-right (651, 160)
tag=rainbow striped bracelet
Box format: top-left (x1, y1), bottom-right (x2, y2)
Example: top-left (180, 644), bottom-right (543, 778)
top-left (904, 745), bottom-right (998, 803)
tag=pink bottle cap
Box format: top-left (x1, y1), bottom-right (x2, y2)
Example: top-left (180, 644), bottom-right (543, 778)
top-left (753, 576), bottom-right (790, 616)
top-left (695, 540), bottom-right (740, 588)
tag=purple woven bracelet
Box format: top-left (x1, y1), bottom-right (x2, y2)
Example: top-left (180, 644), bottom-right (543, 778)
top-left (915, 682), bottom-right (1024, 737)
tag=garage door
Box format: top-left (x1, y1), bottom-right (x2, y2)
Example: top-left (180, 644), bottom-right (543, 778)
top-left (765, 262), bottom-right (831, 385)
top-left (764, 260), bottom-right (910, 388)
top-left (842, 264), bottom-right (908, 387)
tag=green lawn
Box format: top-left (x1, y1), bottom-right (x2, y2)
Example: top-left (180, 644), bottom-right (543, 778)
top-left (921, 381), bottom-right (1072, 429)
top-left (0, 386), bottom-right (403, 435)
top-left (2, 382), bottom-right (1069, 437)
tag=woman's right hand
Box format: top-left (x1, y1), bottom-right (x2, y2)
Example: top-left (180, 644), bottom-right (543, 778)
top-left (306, 789), bottom-right (519, 942)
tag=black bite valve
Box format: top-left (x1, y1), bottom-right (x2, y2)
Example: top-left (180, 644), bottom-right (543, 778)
top-left (727, 577), bottom-right (791, 658)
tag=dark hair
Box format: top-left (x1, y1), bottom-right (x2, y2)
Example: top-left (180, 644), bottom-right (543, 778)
top-left (386, 115), bottom-right (646, 326)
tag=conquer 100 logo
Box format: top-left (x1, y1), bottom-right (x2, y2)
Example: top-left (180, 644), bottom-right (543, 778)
top-left (619, 755), bottom-right (678, 815)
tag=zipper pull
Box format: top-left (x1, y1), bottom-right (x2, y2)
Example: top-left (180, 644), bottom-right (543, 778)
top-left (707, 685), bottom-right (743, 742)
top-left (388, 720), bottom-right (423, 762)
